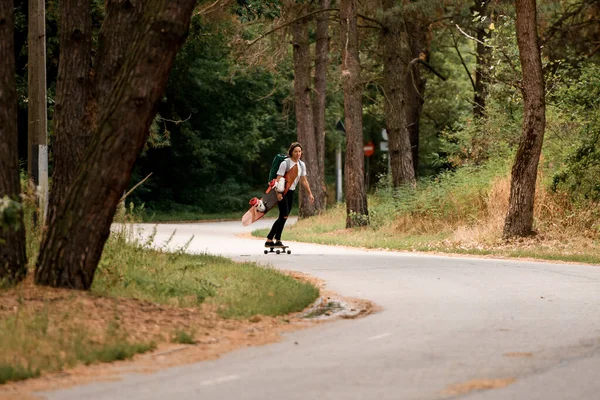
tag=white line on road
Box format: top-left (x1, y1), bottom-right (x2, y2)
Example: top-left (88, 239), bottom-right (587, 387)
top-left (199, 375), bottom-right (240, 386)
top-left (368, 332), bottom-right (392, 341)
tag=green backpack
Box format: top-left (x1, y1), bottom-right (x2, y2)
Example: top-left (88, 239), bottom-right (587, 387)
top-left (268, 154), bottom-right (289, 183)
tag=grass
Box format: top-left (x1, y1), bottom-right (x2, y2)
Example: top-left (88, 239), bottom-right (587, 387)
top-left (141, 207), bottom-right (299, 223)
top-left (172, 329), bottom-right (196, 345)
top-left (0, 206), bottom-right (319, 386)
top-left (142, 210), bottom-right (245, 223)
top-left (251, 163), bottom-right (600, 265)
top-left (0, 303), bottom-right (156, 384)
top-left (94, 224), bottom-right (319, 317)
top-left (0, 363), bottom-right (39, 385)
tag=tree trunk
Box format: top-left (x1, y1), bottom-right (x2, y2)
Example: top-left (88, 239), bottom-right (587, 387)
top-left (93, 0), bottom-right (145, 112)
top-left (381, 0), bottom-right (415, 188)
top-left (35, 0), bottom-right (196, 289)
top-left (292, 15), bottom-right (320, 217)
top-left (503, 0), bottom-right (546, 238)
top-left (473, 0), bottom-right (491, 118)
top-left (340, 0), bottom-right (368, 227)
top-left (312, 0), bottom-right (330, 211)
top-left (48, 0), bottom-right (92, 221)
top-left (404, 17), bottom-right (428, 176)
top-left (0, 0), bottom-right (27, 284)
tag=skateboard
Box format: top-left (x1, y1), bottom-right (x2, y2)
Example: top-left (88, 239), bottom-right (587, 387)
top-left (242, 163), bottom-right (299, 226)
top-left (264, 245), bottom-right (291, 255)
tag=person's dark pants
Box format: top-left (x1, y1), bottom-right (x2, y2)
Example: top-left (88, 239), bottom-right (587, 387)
top-left (267, 190), bottom-right (295, 241)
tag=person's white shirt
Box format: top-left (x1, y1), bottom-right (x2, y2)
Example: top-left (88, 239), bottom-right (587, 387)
top-left (276, 158), bottom-right (306, 190)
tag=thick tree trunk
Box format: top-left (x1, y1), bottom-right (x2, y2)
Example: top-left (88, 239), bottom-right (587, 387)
top-left (473, 0), bottom-right (491, 118)
top-left (35, 0), bottom-right (196, 289)
top-left (381, 0), bottom-right (415, 188)
top-left (312, 0), bottom-right (330, 211)
top-left (292, 16), bottom-right (320, 217)
top-left (405, 18), bottom-right (428, 176)
top-left (48, 0), bottom-right (92, 219)
top-left (503, 0), bottom-right (546, 238)
top-left (340, 0), bottom-right (368, 227)
top-left (0, 1), bottom-right (27, 284)
top-left (93, 0), bottom-right (144, 112)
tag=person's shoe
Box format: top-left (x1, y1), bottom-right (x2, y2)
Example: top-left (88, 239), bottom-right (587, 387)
top-left (265, 240), bottom-right (275, 247)
top-left (274, 240), bottom-right (285, 247)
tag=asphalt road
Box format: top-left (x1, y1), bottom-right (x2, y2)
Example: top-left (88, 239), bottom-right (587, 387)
top-left (42, 219), bottom-right (600, 400)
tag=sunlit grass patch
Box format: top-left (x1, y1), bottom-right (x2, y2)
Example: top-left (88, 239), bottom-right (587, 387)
top-left (95, 226), bottom-right (319, 316)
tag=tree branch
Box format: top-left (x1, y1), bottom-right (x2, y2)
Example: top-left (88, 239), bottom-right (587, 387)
top-left (357, 13), bottom-right (386, 29)
top-left (121, 173), bottom-right (153, 201)
top-left (246, 8), bottom-right (385, 48)
top-left (455, 23), bottom-right (489, 47)
top-left (409, 58), bottom-right (447, 81)
top-left (246, 8), bottom-right (340, 48)
top-left (541, 0), bottom-right (591, 45)
top-left (449, 29), bottom-right (476, 91)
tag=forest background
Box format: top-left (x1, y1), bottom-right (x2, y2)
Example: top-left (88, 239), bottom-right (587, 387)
top-left (7, 0), bottom-right (600, 244)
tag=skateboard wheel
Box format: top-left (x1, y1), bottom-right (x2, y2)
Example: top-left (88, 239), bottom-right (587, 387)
top-left (264, 250), bottom-right (268, 254)
top-left (276, 250), bottom-right (281, 254)
top-left (287, 250), bottom-right (291, 254)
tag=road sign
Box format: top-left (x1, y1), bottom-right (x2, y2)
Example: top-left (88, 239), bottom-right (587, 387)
top-left (364, 141), bottom-right (374, 157)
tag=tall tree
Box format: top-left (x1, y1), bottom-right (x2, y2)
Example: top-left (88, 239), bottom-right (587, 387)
top-left (292, 10), bottom-right (320, 217)
top-left (381, 0), bottom-right (415, 188)
top-left (35, 0), bottom-right (197, 289)
top-left (503, 0), bottom-right (546, 238)
top-left (340, 0), bottom-right (368, 227)
top-left (48, 0), bottom-right (93, 219)
top-left (404, 16), bottom-right (428, 175)
top-left (472, 0), bottom-right (492, 118)
top-left (0, 0), bottom-right (27, 284)
top-left (311, 0), bottom-right (330, 211)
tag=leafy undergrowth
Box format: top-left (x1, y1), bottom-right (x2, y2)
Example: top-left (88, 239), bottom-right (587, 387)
top-left (253, 167), bottom-right (600, 265)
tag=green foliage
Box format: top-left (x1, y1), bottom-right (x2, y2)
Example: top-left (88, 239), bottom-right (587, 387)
top-left (376, 158), bottom-right (511, 227)
top-left (130, 14), bottom-right (296, 212)
top-left (232, 0), bottom-right (282, 22)
top-left (417, 22), bottom-right (480, 176)
top-left (547, 62), bottom-right (600, 201)
top-left (0, 363), bottom-right (40, 384)
top-left (0, 196), bottom-right (23, 232)
top-left (172, 329), bottom-right (196, 344)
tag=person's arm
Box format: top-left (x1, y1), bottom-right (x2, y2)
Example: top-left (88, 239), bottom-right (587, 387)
top-left (276, 175), bottom-right (284, 200)
top-left (300, 176), bottom-right (315, 203)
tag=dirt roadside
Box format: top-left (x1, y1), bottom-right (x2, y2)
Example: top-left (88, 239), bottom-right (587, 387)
top-left (0, 271), bottom-right (376, 400)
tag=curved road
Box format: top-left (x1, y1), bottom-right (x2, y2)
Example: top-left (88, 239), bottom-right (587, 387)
top-left (43, 219), bottom-right (600, 399)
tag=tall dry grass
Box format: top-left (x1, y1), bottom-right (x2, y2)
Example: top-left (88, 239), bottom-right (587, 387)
top-left (395, 171), bottom-right (600, 246)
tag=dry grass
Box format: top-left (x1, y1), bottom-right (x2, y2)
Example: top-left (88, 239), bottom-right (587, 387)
top-left (263, 171), bottom-right (600, 264)
top-left (0, 275), bottom-right (156, 384)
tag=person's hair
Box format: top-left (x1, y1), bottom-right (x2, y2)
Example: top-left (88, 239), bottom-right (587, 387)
top-left (288, 142), bottom-right (303, 157)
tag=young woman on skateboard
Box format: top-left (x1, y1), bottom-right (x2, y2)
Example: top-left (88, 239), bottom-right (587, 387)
top-left (265, 142), bottom-right (314, 248)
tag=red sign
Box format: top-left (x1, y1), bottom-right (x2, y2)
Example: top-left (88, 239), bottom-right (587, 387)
top-left (364, 141), bottom-right (374, 157)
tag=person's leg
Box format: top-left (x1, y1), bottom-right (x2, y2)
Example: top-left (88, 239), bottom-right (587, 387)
top-left (267, 196), bottom-right (287, 243)
top-left (274, 190), bottom-right (294, 242)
